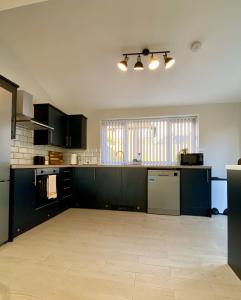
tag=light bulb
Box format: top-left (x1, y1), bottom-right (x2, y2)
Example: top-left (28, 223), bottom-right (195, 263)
top-left (149, 54), bottom-right (159, 70)
top-left (163, 55), bottom-right (175, 69)
top-left (117, 56), bottom-right (128, 71)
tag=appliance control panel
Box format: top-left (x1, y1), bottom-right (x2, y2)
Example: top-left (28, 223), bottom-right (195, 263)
top-left (36, 168), bottom-right (59, 176)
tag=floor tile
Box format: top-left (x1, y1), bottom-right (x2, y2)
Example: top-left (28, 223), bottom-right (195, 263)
top-left (0, 209), bottom-right (240, 300)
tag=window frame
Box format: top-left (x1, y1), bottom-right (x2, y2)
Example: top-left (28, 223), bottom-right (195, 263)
top-left (100, 115), bottom-right (199, 165)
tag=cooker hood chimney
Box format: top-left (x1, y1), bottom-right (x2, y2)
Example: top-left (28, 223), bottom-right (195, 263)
top-left (16, 90), bottom-right (54, 130)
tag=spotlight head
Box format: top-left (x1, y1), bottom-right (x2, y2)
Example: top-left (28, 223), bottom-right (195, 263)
top-left (134, 55), bottom-right (144, 71)
top-left (117, 55), bottom-right (128, 71)
top-left (163, 54), bottom-right (175, 69)
top-left (149, 54), bottom-right (160, 70)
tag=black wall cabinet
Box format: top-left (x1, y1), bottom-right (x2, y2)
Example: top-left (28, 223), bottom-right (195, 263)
top-left (34, 104), bottom-right (87, 149)
top-left (66, 115), bottom-right (87, 149)
top-left (181, 168), bottom-right (211, 217)
top-left (227, 170), bottom-right (241, 280)
top-left (34, 104), bottom-right (66, 147)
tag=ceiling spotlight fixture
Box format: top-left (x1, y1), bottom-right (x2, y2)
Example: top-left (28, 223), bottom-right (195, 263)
top-left (117, 48), bottom-right (175, 72)
top-left (134, 55), bottom-right (144, 71)
top-left (149, 54), bottom-right (160, 70)
top-left (117, 55), bottom-right (128, 71)
top-left (163, 53), bottom-right (175, 69)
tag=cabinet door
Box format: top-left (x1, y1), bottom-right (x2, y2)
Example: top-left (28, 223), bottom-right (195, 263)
top-left (73, 167), bottom-right (96, 208)
top-left (181, 168), bottom-right (211, 217)
top-left (122, 168), bottom-right (147, 212)
top-left (48, 107), bottom-right (66, 147)
top-left (227, 170), bottom-right (241, 279)
top-left (34, 105), bottom-right (49, 145)
top-left (68, 115), bottom-right (87, 149)
top-left (59, 168), bottom-right (73, 208)
top-left (11, 169), bottom-right (37, 237)
top-left (95, 168), bottom-right (122, 210)
top-left (34, 104), bottom-right (67, 147)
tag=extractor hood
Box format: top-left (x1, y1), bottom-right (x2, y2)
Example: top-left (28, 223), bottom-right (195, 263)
top-left (16, 90), bottom-right (54, 131)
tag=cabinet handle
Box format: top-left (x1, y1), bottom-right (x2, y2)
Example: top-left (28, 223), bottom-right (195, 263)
top-left (66, 136), bottom-right (69, 147)
top-left (69, 136), bottom-right (72, 147)
top-left (206, 170), bottom-right (209, 183)
top-left (34, 169), bottom-right (37, 186)
top-left (50, 131), bottom-right (53, 144)
top-left (94, 168), bottom-right (96, 180)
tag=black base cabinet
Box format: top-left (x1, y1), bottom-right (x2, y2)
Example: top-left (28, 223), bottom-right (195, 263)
top-left (72, 167), bottom-right (96, 208)
top-left (95, 167), bottom-right (122, 210)
top-left (11, 169), bottom-right (37, 238)
top-left (59, 168), bottom-right (73, 207)
top-left (73, 167), bottom-right (147, 212)
top-left (181, 168), bottom-right (211, 217)
top-left (227, 170), bottom-right (241, 280)
top-left (11, 166), bottom-right (212, 239)
top-left (11, 169), bottom-right (70, 239)
top-left (122, 168), bottom-right (147, 212)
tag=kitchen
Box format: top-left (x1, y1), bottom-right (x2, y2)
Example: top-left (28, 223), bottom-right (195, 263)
top-left (1, 1), bottom-right (241, 299)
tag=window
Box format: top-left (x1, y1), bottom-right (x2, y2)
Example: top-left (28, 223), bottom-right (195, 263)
top-left (101, 116), bottom-right (198, 165)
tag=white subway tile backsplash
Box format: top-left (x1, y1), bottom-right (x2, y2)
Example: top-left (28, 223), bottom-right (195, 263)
top-left (19, 147), bottom-right (28, 153)
top-left (11, 146), bottom-right (18, 152)
top-left (11, 126), bottom-right (100, 165)
top-left (13, 153), bottom-right (23, 159)
top-left (11, 159), bottom-right (19, 164)
top-left (19, 135), bottom-right (28, 142)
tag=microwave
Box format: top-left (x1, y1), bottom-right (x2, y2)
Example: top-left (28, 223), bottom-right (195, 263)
top-left (180, 153), bottom-right (204, 166)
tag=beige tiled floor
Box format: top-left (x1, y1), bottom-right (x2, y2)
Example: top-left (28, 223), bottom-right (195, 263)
top-left (0, 209), bottom-right (240, 300)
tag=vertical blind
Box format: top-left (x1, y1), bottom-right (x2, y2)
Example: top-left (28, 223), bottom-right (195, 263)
top-left (101, 116), bottom-right (198, 165)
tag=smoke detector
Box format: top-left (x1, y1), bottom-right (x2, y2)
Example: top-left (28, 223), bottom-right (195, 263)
top-left (190, 41), bottom-right (202, 52)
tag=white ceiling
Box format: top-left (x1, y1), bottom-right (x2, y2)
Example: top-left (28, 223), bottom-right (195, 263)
top-left (0, 0), bottom-right (48, 11)
top-left (0, 0), bottom-right (241, 113)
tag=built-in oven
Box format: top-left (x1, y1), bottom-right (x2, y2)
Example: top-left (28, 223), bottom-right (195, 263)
top-left (34, 168), bottom-right (59, 210)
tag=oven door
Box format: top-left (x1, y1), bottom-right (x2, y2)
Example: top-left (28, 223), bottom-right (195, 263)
top-left (36, 175), bottom-right (59, 209)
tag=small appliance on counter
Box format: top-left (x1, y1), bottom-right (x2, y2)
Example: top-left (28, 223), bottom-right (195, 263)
top-left (34, 156), bottom-right (45, 165)
top-left (70, 153), bottom-right (78, 165)
top-left (180, 153), bottom-right (204, 166)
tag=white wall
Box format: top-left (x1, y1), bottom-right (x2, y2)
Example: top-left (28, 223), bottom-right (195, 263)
top-left (86, 103), bottom-right (241, 177)
top-left (0, 36), bottom-right (50, 101)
